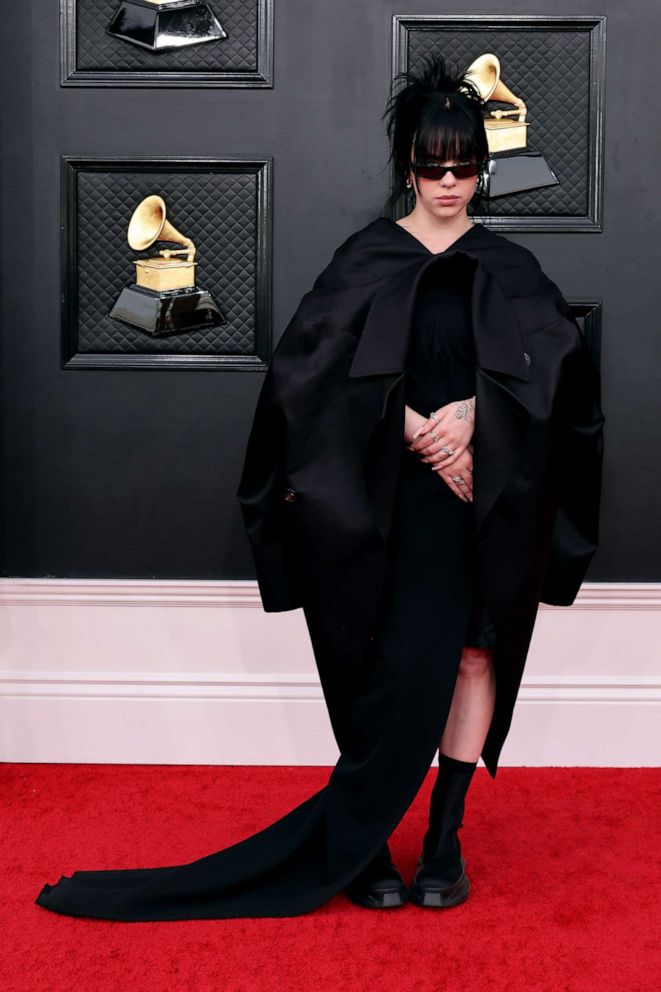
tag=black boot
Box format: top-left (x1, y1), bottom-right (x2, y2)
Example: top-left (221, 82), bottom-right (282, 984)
top-left (344, 841), bottom-right (409, 909)
top-left (410, 751), bottom-right (478, 908)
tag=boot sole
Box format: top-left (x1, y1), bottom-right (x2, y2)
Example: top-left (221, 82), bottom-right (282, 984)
top-left (344, 884), bottom-right (410, 909)
top-left (410, 858), bottom-right (470, 908)
top-left (410, 872), bottom-right (469, 908)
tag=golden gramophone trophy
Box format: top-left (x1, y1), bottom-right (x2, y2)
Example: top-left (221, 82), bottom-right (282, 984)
top-left (463, 53), bottom-right (559, 197)
top-left (109, 194), bottom-right (226, 337)
top-left (107, 0), bottom-right (227, 52)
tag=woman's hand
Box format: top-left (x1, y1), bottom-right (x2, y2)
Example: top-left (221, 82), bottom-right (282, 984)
top-left (434, 445), bottom-right (473, 502)
top-left (404, 404), bottom-right (429, 444)
top-left (408, 396), bottom-right (475, 470)
top-left (409, 397), bottom-right (475, 502)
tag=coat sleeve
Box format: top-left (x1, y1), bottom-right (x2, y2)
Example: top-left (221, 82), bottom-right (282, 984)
top-left (235, 347), bottom-right (303, 613)
top-left (234, 234), bottom-right (371, 613)
top-left (539, 283), bottom-right (606, 606)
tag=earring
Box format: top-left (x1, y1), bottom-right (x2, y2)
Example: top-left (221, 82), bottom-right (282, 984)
top-left (406, 178), bottom-right (412, 189)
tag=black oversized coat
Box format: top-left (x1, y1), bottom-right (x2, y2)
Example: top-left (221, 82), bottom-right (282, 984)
top-left (236, 216), bottom-right (605, 778)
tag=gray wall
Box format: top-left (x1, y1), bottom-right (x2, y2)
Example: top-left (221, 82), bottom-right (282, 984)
top-left (0, 1), bottom-right (658, 580)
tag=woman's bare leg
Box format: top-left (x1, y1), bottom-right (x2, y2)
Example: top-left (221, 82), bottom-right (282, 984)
top-left (439, 646), bottom-right (496, 762)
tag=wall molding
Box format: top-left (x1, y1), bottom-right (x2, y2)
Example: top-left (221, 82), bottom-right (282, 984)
top-left (1, 578), bottom-right (659, 609)
top-left (0, 578), bottom-right (259, 607)
top-left (1, 670), bottom-right (660, 704)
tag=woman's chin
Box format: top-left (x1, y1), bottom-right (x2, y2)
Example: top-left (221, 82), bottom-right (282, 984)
top-left (429, 203), bottom-right (465, 220)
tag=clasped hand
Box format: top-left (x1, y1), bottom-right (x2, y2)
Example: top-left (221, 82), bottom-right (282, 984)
top-left (404, 397), bottom-right (475, 503)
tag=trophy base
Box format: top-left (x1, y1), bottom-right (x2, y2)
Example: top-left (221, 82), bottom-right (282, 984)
top-left (485, 149), bottom-right (559, 198)
top-left (107, 0), bottom-right (227, 52)
top-left (109, 284), bottom-right (226, 337)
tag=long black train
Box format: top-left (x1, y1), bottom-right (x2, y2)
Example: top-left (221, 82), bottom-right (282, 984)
top-left (35, 260), bottom-right (491, 921)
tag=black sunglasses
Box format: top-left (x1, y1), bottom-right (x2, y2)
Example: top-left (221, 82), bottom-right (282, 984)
top-left (411, 160), bottom-right (486, 180)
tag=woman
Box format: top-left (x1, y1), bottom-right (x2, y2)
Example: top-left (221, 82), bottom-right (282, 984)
top-left (35, 55), bottom-right (604, 921)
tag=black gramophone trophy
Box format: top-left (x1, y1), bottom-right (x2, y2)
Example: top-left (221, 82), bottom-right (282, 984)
top-left (107, 0), bottom-right (227, 52)
top-left (109, 194), bottom-right (226, 337)
top-left (463, 53), bottom-right (559, 198)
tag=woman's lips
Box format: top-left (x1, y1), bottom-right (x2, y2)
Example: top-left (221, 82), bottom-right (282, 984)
top-left (436, 196), bottom-right (459, 202)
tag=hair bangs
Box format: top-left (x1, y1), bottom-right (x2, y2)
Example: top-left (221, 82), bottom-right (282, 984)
top-left (414, 103), bottom-right (483, 164)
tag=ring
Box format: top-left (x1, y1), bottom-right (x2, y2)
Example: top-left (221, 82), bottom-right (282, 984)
top-left (431, 434), bottom-right (439, 442)
top-left (451, 475), bottom-right (465, 484)
top-left (441, 446), bottom-right (455, 456)
top-left (429, 412), bottom-right (441, 425)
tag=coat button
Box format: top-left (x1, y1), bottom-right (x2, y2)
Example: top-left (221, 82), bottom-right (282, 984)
top-left (282, 487), bottom-right (297, 502)
top-left (523, 351), bottom-right (531, 366)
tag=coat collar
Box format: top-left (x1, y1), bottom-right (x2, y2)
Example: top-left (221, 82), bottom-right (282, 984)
top-left (348, 219), bottom-right (530, 383)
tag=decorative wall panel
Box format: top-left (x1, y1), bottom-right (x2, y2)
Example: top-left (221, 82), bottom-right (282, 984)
top-left (61, 157), bottom-right (272, 369)
top-left (393, 14), bottom-right (606, 230)
top-left (60, 0), bottom-right (273, 87)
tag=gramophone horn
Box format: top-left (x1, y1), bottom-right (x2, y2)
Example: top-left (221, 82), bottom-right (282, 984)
top-left (464, 53), bottom-right (527, 121)
top-left (127, 194), bottom-right (196, 261)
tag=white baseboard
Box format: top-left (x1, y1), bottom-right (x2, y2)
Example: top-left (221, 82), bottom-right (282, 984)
top-left (1, 580), bottom-right (659, 767)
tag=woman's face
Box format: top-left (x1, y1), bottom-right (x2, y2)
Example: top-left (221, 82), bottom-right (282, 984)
top-left (407, 150), bottom-right (480, 221)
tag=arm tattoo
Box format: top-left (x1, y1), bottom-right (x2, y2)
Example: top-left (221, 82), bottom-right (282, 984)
top-left (453, 396), bottom-right (475, 423)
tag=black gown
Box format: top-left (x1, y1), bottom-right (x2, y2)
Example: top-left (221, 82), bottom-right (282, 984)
top-left (403, 255), bottom-right (496, 651)
top-left (34, 247), bottom-right (495, 922)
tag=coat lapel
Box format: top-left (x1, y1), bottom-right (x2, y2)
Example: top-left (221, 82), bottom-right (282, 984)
top-left (348, 247), bottom-right (531, 385)
top-left (345, 226), bottom-right (533, 541)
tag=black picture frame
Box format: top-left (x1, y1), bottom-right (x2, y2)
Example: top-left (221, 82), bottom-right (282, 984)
top-left (60, 0), bottom-right (273, 88)
top-left (569, 300), bottom-right (603, 376)
top-left (392, 14), bottom-right (607, 231)
top-left (61, 156), bottom-right (273, 370)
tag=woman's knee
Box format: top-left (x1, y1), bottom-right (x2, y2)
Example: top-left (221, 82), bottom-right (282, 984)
top-left (458, 645), bottom-right (494, 680)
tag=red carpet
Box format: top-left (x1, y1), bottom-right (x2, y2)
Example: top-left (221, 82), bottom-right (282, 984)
top-left (2, 763), bottom-right (659, 991)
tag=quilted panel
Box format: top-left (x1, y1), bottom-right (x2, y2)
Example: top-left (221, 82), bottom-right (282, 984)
top-left (405, 26), bottom-right (595, 217)
top-left (75, 0), bottom-right (257, 72)
top-left (73, 165), bottom-right (263, 355)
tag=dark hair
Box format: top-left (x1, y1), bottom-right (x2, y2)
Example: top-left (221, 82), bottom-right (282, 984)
top-left (381, 52), bottom-right (490, 220)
